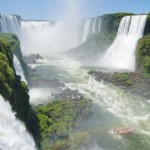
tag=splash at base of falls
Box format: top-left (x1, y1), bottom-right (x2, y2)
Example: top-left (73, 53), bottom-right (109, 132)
top-left (0, 96), bottom-right (36, 150)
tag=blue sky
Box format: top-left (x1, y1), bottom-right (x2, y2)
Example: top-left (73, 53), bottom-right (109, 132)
top-left (0, 0), bottom-right (149, 20)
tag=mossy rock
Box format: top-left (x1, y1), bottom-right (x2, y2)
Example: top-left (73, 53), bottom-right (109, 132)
top-left (34, 99), bottom-right (92, 149)
top-left (0, 33), bottom-right (30, 83)
top-left (136, 36), bottom-right (150, 75)
top-left (144, 12), bottom-right (150, 36)
top-left (0, 36), bottom-right (39, 145)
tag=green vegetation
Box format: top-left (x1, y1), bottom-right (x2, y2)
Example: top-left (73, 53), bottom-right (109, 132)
top-left (101, 12), bottom-right (133, 35)
top-left (34, 99), bottom-right (92, 150)
top-left (0, 33), bottom-right (30, 83)
top-left (112, 73), bottom-right (133, 86)
top-left (113, 73), bottom-right (129, 81)
top-left (144, 12), bottom-right (150, 36)
top-left (0, 39), bottom-right (14, 98)
top-left (0, 34), bottom-right (39, 145)
top-left (136, 36), bottom-right (150, 76)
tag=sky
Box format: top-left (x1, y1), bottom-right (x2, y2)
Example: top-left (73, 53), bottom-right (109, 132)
top-left (0, 0), bottom-right (149, 20)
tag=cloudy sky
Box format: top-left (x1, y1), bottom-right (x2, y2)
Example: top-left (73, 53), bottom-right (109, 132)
top-left (0, 0), bottom-right (149, 20)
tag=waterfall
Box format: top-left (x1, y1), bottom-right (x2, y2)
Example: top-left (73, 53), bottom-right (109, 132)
top-left (13, 55), bottom-right (27, 84)
top-left (0, 95), bottom-right (36, 150)
top-left (98, 15), bottom-right (147, 71)
top-left (20, 20), bottom-right (81, 55)
top-left (98, 19), bottom-right (101, 33)
top-left (80, 17), bottom-right (101, 44)
top-left (80, 19), bottom-right (92, 43)
top-left (0, 13), bottom-right (20, 34)
top-left (92, 18), bottom-right (97, 33)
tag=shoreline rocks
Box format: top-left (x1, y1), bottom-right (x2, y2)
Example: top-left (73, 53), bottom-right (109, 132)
top-left (23, 54), bottom-right (43, 64)
top-left (88, 70), bottom-right (150, 98)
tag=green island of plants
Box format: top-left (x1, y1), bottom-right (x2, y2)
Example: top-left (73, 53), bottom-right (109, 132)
top-left (34, 98), bottom-right (92, 150)
top-left (136, 35), bottom-right (150, 76)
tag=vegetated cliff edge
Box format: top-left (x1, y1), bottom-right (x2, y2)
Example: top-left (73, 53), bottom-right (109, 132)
top-left (0, 33), bottom-right (30, 83)
top-left (88, 13), bottom-right (150, 98)
top-left (0, 33), bottom-right (39, 143)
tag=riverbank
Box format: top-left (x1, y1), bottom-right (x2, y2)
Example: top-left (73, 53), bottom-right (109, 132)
top-left (88, 71), bottom-right (150, 98)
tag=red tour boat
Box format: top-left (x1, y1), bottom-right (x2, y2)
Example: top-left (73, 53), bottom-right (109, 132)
top-left (112, 127), bottom-right (135, 134)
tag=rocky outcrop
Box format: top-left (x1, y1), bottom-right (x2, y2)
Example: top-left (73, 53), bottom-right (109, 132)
top-left (136, 36), bottom-right (150, 75)
top-left (53, 88), bottom-right (84, 100)
top-left (88, 71), bottom-right (150, 98)
top-left (144, 12), bottom-right (150, 36)
top-left (23, 54), bottom-right (43, 64)
top-left (30, 74), bottom-right (65, 88)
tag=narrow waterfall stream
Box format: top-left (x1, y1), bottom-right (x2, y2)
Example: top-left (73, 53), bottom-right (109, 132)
top-left (13, 55), bottom-right (27, 84)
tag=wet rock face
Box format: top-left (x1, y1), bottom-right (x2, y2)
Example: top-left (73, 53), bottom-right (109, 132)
top-left (30, 74), bottom-right (65, 88)
top-left (53, 88), bottom-right (84, 100)
top-left (23, 54), bottom-right (43, 64)
top-left (30, 74), bottom-right (83, 100)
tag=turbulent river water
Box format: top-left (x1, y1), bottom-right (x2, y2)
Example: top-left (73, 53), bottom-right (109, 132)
top-left (30, 56), bottom-right (150, 150)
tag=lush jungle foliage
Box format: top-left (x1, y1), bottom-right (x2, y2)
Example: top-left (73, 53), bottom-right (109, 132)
top-left (34, 99), bottom-right (92, 150)
top-left (0, 34), bottom-right (39, 144)
top-left (136, 36), bottom-right (150, 75)
top-left (0, 33), bottom-right (30, 83)
top-left (144, 12), bottom-right (150, 36)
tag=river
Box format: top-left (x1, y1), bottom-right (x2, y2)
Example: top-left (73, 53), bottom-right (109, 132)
top-left (30, 56), bottom-right (150, 150)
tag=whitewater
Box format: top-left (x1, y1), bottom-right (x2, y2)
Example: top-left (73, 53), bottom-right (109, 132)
top-left (0, 96), bottom-right (36, 150)
top-left (32, 57), bottom-right (150, 150)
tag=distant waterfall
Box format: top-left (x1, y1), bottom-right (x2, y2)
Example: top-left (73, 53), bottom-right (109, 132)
top-left (80, 17), bottom-right (101, 44)
top-left (80, 19), bottom-right (92, 43)
top-left (99, 15), bottom-right (147, 71)
top-left (0, 96), bottom-right (36, 150)
top-left (92, 18), bottom-right (97, 33)
top-left (20, 20), bottom-right (81, 55)
top-left (13, 55), bottom-right (27, 84)
top-left (0, 14), bottom-right (20, 34)
top-left (21, 21), bottom-right (55, 32)
top-left (98, 19), bottom-right (101, 33)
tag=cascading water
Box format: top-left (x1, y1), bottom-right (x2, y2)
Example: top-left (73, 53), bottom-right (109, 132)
top-left (20, 20), bottom-right (81, 55)
top-left (92, 18), bottom-right (97, 33)
top-left (13, 55), bottom-right (27, 84)
top-left (0, 95), bottom-right (36, 150)
top-left (98, 15), bottom-right (147, 71)
top-left (80, 19), bottom-right (92, 43)
top-left (0, 12), bottom-right (149, 149)
top-left (98, 19), bottom-right (101, 33)
top-left (0, 14), bottom-right (20, 34)
top-left (80, 17), bottom-right (101, 44)
top-left (0, 13), bottom-right (101, 55)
